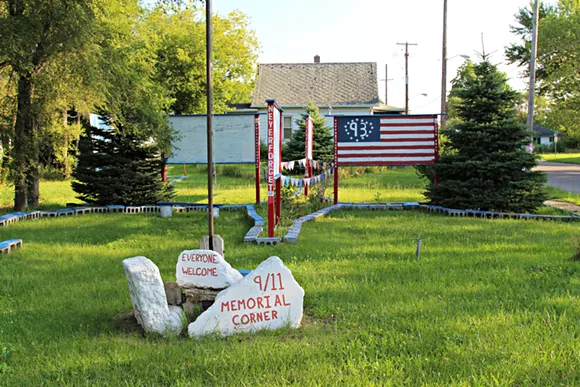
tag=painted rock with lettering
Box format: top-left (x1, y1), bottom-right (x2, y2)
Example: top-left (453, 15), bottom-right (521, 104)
top-left (188, 256), bottom-right (304, 338)
top-left (176, 249), bottom-right (242, 289)
top-left (123, 256), bottom-right (184, 337)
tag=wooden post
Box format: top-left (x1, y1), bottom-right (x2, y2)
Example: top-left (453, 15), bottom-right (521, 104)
top-left (200, 235), bottom-right (224, 258)
top-left (205, 0), bottom-right (214, 250)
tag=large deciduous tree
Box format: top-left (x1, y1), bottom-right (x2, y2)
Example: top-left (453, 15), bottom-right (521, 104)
top-left (72, 1), bottom-right (175, 206)
top-left (146, 5), bottom-right (259, 114)
top-left (425, 60), bottom-right (546, 213)
top-left (0, 0), bottom-right (100, 210)
top-left (506, 1), bottom-right (580, 146)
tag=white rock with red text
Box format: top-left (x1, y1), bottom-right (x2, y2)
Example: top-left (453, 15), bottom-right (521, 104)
top-left (122, 256), bottom-right (184, 337)
top-left (188, 256), bottom-right (304, 338)
top-left (176, 249), bottom-right (242, 289)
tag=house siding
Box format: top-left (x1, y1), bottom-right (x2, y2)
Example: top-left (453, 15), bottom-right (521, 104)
top-left (256, 105), bottom-right (374, 144)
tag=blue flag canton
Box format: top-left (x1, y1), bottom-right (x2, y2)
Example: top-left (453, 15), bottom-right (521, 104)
top-left (337, 117), bottom-right (381, 143)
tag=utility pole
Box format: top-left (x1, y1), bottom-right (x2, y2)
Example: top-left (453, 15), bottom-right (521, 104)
top-left (440, 0), bottom-right (448, 130)
top-left (206, 0), bottom-right (214, 250)
top-left (379, 64), bottom-right (393, 105)
top-left (397, 42), bottom-right (418, 114)
top-left (527, 0), bottom-right (540, 143)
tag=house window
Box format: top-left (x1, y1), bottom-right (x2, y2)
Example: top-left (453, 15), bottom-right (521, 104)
top-left (534, 137), bottom-right (541, 144)
top-left (284, 116), bottom-right (293, 140)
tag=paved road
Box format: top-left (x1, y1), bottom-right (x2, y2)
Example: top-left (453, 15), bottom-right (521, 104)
top-left (535, 161), bottom-right (580, 194)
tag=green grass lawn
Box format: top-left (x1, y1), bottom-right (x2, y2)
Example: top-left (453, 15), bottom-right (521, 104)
top-left (1, 210), bottom-right (579, 385)
top-left (0, 165), bottom-right (579, 384)
top-left (0, 165), bottom-right (428, 211)
top-left (545, 186), bottom-right (580, 206)
top-left (541, 153), bottom-right (580, 164)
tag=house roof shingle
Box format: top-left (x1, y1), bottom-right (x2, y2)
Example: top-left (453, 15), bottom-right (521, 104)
top-left (533, 124), bottom-right (556, 137)
top-left (250, 62), bottom-right (379, 108)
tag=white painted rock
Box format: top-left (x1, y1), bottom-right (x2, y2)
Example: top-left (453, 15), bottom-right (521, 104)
top-left (188, 256), bottom-right (304, 338)
top-left (123, 256), bottom-right (184, 337)
top-left (176, 249), bottom-right (242, 289)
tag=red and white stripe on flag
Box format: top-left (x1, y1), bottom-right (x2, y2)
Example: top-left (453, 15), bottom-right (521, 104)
top-left (337, 115), bottom-right (438, 166)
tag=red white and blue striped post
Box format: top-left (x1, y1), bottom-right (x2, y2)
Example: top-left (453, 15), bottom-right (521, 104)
top-left (333, 117), bottom-right (339, 205)
top-left (276, 105), bottom-right (283, 226)
top-left (434, 118), bottom-right (440, 185)
top-left (304, 115), bottom-right (313, 196)
top-left (266, 100), bottom-right (283, 237)
top-left (254, 114), bottom-right (261, 204)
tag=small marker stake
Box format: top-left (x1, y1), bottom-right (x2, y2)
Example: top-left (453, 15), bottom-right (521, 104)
top-left (415, 238), bottom-right (422, 260)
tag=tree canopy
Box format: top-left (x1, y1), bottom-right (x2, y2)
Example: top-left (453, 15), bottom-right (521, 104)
top-left (0, 1), bottom-right (259, 210)
top-left (506, 0), bottom-right (580, 146)
top-left (283, 102), bottom-right (334, 164)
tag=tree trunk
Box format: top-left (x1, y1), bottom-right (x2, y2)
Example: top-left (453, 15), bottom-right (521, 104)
top-left (26, 164), bottom-right (39, 208)
top-left (13, 75), bottom-right (34, 211)
top-left (63, 109), bottom-right (70, 178)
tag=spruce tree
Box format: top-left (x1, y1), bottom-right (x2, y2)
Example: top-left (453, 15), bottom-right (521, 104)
top-left (72, 115), bottom-right (174, 206)
top-left (425, 60), bottom-right (546, 212)
top-left (283, 102), bottom-right (333, 163)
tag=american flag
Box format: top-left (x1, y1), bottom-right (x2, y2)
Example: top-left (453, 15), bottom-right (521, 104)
top-left (335, 115), bottom-right (438, 166)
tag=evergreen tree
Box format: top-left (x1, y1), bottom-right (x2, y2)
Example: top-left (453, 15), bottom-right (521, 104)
top-left (283, 102), bottom-right (333, 163)
top-left (425, 60), bottom-right (546, 212)
top-left (72, 114), bottom-right (174, 206)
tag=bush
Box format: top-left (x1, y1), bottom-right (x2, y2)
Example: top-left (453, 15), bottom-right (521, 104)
top-left (218, 165), bottom-right (252, 179)
top-left (38, 165), bottom-right (67, 181)
top-left (534, 142), bottom-right (565, 154)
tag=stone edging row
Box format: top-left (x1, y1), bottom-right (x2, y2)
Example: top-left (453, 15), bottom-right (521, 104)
top-left (243, 205), bottom-right (265, 244)
top-left (2, 201), bottom-right (578, 247)
top-left (0, 203), bottom-right (250, 227)
top-left (282, 202), bottom-right (580, 244)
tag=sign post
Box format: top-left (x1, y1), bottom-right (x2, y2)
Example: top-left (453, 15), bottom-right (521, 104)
top-left (266, 100), bottom-right (282, 237)
top-left (205, 0), bottom-right (214, 250)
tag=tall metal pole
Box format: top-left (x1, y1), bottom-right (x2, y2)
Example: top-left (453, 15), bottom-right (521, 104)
top-left (385, 64), bottom-right (388, 105)
top-left (440, 0), bottom-right (448, 130)
top-left (404, 44), bottom-right (409, 114)
top-left (206, 0), bottom-right (214, 250)
top-left (379, 65), bottom-right (393, 106)
top-left (526, 0), bottom-right (540, 138)
top-left (397, 42), bottom-right (417, 114)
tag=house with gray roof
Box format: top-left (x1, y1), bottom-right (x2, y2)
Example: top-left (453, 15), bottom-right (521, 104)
top-left (532, 124), bottom-right (561, 146)
top-left (238, 56), bottom-right (403, 143)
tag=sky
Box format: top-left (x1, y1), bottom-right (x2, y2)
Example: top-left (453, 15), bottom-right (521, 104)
top-left (152, 0), bottom-right (557, 114)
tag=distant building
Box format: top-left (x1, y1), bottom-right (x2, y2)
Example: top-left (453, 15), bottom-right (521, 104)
top-left (532, 124), bottom-right (560, 146)
top-left (230, 56), bottom-right (403, 143)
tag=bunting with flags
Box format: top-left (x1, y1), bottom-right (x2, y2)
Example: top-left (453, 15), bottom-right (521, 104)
top-left (279, 166), bottom-right (334, 188)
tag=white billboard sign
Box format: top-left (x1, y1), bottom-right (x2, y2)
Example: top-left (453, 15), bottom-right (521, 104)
top-left (168, 114), bottom-right (257, 164)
